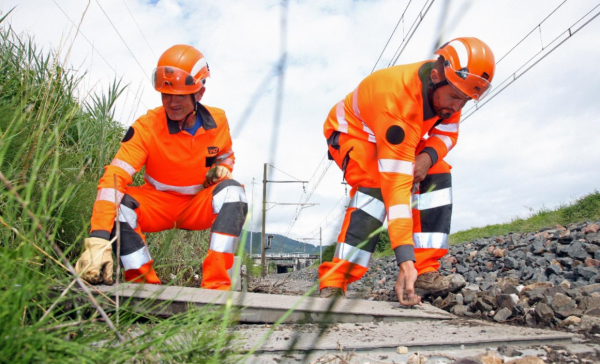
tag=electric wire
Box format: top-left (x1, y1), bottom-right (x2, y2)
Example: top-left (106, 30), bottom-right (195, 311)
top-left (495, 0), bottom-right (568, 65)
top-left (94, 0), bottom-right (151, 82)
top-left (388, 0), bottom-right (437, 66)
top-left (268, 163), bottom-right (303, 182)
top-left (121, 0), bottom-right (157, 58)
top-left (50, 0), bottom-right (149, 111)
top-left (371, 0), bottom-right (413, 73)
top-left (461, 1), bottom-right (600, 122)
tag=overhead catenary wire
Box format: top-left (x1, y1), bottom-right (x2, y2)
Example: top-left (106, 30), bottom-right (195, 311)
top-left (371, 0), bottom-right (413, 73)
top-left (120, 0), bottom-right (157, 59)
top-left (461, 1), bottom-right (600, 122)
top-left (94, 0), bottom-right (151, 82)
top-left (50, 0), bottom-right (149, 112)
top-left (388, 0), bottom-right (437, 67)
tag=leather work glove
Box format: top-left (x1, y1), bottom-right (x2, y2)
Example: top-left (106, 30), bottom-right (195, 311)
top-left (203, 165), bottom-right (232, 188)
top-left (395, 260), bottom-right (422, 307)
top-left (74, 237), bottom-right (114, 285)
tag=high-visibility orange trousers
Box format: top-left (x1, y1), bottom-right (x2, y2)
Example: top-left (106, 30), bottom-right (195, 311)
top-left (319, 133), bottom-right (452, 291)
top-left (102, 179), bottom-right (248, 290)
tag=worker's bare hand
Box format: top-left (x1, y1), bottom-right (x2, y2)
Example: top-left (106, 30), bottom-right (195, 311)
top-left (395, 260), bottom-right (421, 306)
top-left (413, 153), bottom-right (433, 183)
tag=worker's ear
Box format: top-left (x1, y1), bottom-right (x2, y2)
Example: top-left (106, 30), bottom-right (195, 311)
top-left (195, 87), bottom-right (206, 102)
top-left (430, 69), bottom-right (441, 84)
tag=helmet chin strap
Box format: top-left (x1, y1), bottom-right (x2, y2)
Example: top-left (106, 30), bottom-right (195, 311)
top-left (430, 79), bottom-right (449, 91)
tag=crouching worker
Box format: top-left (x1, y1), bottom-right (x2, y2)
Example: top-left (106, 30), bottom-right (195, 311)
top-left (74, 45), bottom-right (248, 290)
top-left (318, 38), bottom-right (496, 305)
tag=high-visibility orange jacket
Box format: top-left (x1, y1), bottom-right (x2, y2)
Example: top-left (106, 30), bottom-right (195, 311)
top-left (90, 103), bottom-right (235, 236)
top-left (323, 61), bottom-right (460, 263)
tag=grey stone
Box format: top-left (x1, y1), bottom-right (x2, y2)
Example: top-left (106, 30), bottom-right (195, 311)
top-left (497, 344), bottom-right (523, 357)
top-left (496, 294), bottom-right (517, 312)
top-left (462, 288), bottom-right (478, 304)
top-left (523, 288), bottom-right (547, 304)
top-left (531, 240), bottom-right (545, 254)
top-left (450, 304), bottom-right (469, 316)
top-left (504, 257), bottom-right (519, 269)
top-left (534, 302), bottom-right (554, 323)
top-left (556, 244), bottom-right (570, 256)
top-left (551, 293), bottom-right (581, 319)
top-left (567, 241), bottom-right (589, 260)
top-left (494, 307), bottom-right (512, 322)
top-left (545, 264), bottom-right (562, 277)
top-left (580, 283), bottom-right (600, 295)
top-left (541, 286), bottom-right (566, 305)
top-left (474, 297), bottom-right (494, 312)
top-left (578, 296), bottom-right (600, 311)
top-left (577, 266), bottom-right (599, 281)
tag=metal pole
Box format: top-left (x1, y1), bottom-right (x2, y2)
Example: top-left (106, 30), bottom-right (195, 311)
top-left (250, 177), bottom-right (255, 256)
top-left (319, 227), bottom-right (322, 264)
top-left (261, 163), bottom-right (267, 277)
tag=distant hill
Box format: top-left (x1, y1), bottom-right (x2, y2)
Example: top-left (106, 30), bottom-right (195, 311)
top-left (239, 231), bottom-right (321, 255)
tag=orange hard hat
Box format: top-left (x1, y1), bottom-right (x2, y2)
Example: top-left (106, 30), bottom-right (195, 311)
top-left (152, 45), bottom-right (210, 95)
top-left (435, 37), bottom-right (495, 101)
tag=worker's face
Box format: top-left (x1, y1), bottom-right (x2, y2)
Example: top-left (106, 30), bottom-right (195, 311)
top-left (432, 83), bottom-right (470, 119)
top-left (161, 88), bottom-right (205, 121)
top-left (431, 69), bottom-right (470, 119)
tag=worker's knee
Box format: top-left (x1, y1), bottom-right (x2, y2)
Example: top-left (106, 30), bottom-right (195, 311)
top-left (211, 179), bottom-right (248, 236)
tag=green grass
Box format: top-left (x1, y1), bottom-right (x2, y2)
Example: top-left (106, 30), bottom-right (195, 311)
top-left (449, 190), bottom-right (600, 244)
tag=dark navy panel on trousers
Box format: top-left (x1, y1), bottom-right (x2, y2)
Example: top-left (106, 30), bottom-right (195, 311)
top-left (345, 209), bottom-right (382, 253)
top-left (420, 204), bottom-right (452, 233)
top-left (110, 222), bottom-right (146, 255)
top-left (212, 202), bottom-right (248, 236)
top-left (420, 172), bottom-right (451, 192)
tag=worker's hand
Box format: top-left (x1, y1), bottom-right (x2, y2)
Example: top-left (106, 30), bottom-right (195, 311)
top-left (395, 260), bottom-right (422, 306)
top-left (74, 237), bottom-right (114, 285)
top-left (413, 153), bottom-right (433, 183)
top-left (204, 165), bottom-right (232, 188)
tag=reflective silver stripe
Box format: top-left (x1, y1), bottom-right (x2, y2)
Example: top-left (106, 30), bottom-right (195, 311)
top-left (210, 232), bottom-right (238, 254)
top-left (334, 242), bottom-right (371, 268)
top-left (212, 185), bottom-right (247, 214)
top-left (96, 188), bottom-right (124, 204)
top-left (413, 187), bottom-right (452, 210)
top-left (435, 122), bottom-right (459, 133)
top-left (110, 158), bottom-right (136, 176)
top-left (388, 204), bottom-right (412, 220)
top-left (431, 134), bottom-right (453, 151)
top-left (367, 134), bottom-right (376, 143)
top-left (218, 158), bottom-right (234, 167)
top-left (352, 87), bottom-right (364, 121)
top-left (349, 191), bottom-right (385, 223)
top-left (118, 204), bottom-right (138, 229)
top-left (217, 150), bottom-right (234, 160)
top-left (377, 159), bottom-right (414, 176)
top-left (336, 100), bottom-right (348, 133)
top-left (121, 246), bottom-right (152, 270)
top-left (144, 173), bottom-right (204, 195)
top-left (413, 232), bottom-right (449, 249)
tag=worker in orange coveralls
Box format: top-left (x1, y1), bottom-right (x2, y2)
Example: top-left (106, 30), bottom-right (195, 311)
top-left (318, 38), bottom-right (496, 305)
top-left (74, 45), bottom-right (248, 290)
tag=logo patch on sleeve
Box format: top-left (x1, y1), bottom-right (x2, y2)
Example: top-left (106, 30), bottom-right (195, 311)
top-left (386, 125), bottom-right (405, 145)
top-left (122, 127), bottom-right (135, 143)
top-left (207, 146), bottom-right (219, 154)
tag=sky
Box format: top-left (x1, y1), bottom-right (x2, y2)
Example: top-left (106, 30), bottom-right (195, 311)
top-left (3, 0), bottom-right (600, 249)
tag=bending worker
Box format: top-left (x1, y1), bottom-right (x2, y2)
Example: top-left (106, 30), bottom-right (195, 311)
top-left (74, 45), bottom-right (248, 290)
top-left (318, 38), bottom-right (495, 305)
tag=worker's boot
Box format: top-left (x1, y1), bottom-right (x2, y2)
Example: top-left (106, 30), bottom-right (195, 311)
top-left (319, 287), bottom-right (346, 299)
top-left (414, 271), bottom-right (466, 298)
